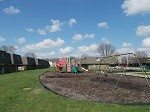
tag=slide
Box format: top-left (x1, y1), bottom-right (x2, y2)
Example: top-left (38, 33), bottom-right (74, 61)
top-left (72, 66), bottom-right (79, 74)
top-left (81, 67), bottom-right (88, 72)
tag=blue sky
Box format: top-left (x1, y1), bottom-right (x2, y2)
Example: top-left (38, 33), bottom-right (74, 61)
top-left (0, 0), bottom-right (150, 58)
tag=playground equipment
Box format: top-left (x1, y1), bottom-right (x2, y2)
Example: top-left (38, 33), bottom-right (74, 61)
top-left (72, 65), bottom-right (80, 74)
top-left (97, 53), bottom-right (150, 88)
top-left (81, 67), bottom-right (88, 72)
top-left (56, 58), bottom-right (67, 72)
top-left (55, 58), bottom-right (80, 74)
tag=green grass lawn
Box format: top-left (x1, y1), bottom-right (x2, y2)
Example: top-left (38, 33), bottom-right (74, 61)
top-left (0, 68), bottom-right (150, 112)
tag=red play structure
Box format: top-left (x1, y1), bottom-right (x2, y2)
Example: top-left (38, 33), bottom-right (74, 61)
top-left (56, 58), bottom-right (68, 72)
top-left (55, 58), bottom-right (80, 73)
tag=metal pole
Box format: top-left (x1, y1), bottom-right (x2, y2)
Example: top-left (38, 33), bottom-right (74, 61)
top-left (101, 57), bottom-right (116, 79)
top-left (112, 54), bottom-right (131, 88)
top-left (101, 53), bottom-right (134, 59)
top-left (98, 58), bottom-right (102, 75)
top-left (134, 54), bottom-right (150, 87)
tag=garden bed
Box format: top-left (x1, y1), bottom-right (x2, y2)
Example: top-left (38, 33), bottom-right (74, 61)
top-left (40, 72), bottom-right (150, 104)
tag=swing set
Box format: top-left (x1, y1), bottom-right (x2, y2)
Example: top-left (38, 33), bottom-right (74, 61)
top-left (97, 53), bottom-right (150, 88)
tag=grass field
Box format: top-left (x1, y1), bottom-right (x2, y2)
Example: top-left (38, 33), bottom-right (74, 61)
top-left (0, 68), bottom-right (150, 112)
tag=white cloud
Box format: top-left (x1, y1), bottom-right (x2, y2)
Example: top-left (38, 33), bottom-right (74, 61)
top-left (98, 22), bottom-right (108, 29)
top-left (72, 34), bottom-right (83, 41)
top-left (78, 43), bottom-right (98, 55)
top-left (26, 28), bottom-right (34, 32)
top-left (136, 25), bottom-right (150, 37)
top-left (68, 18), bottom-right (76, 27)
top-left (0, 35), bottom-right (6, 42)
top-left (37, 29), bottom-right (47, 35)
top-left (4, 6), bottom-right (20, 15)
top-left (115, 41), bottom-right (150, 56)
top-left (122, 42), bottom-right (133, 47)
top-left (72, 33), bottom-right (95, 41)
top-left (121, 0), bottom-right (150, 16)
top-left (116, 42), bottom-right (134, 54)
top-left (116, 48), bottom-right (135, 54)
top-left (50, 19), bottom-right (63, 33)
top-left (17, 37), bottom-right (26, 44)
top-left (14, 46), bottom-right (18, 50)
top-left (59, 47), bottom-right (73, 55)
top-left (22, 38), bottom-right (65, 51)
top-left (84, 33), bottom-right (95, 39)
top-left (101, 37), bottom-right (110, 43)
top-left (36, 51), bottom-right (55, 58)
top-left (142, 38), bottom-right (150, 48)
top-left (37, 19), bottom-right (63, 35)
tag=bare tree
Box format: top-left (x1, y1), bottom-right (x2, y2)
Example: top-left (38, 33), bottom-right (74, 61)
top-left (97, 42), bottom-right (116, 57)
top-left (8, 46), bottom-right (17, 54)
top-left (81, 54), bottom-right (89, 58)
top-left (123, 51), bottom-right (148, 64)
top-left (135, 51), bottom-right (148, 63)
top-left (25, 52), bottom-right (37, 58)
top-left (121, 56), bottom-right (127, 64)
top-left (0, 45), bottom-right (9, 52)
top-left (136, 51), bottom-right (148, 58)
top-left (0, 45), bottom-right (16, 54)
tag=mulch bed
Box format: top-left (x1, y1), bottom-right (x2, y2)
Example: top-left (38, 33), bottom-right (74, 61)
top-left (40, 72), bottom-right (150, 104)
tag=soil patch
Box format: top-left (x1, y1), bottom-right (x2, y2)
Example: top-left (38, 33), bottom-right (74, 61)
top-left (40, 73), bottom-right (150, 104)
